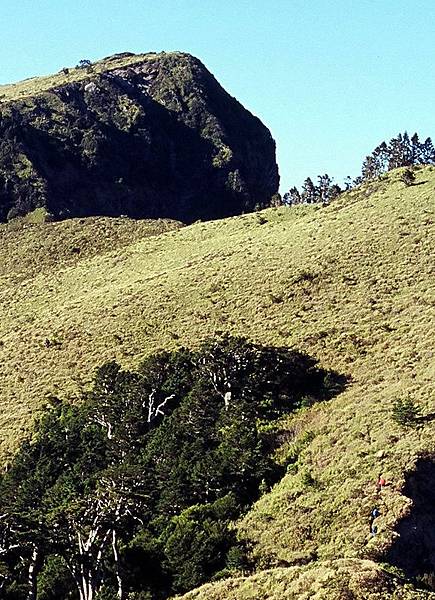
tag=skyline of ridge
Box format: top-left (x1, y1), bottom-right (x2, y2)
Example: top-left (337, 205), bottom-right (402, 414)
top-left (0, 0), bottom-right (434, 192)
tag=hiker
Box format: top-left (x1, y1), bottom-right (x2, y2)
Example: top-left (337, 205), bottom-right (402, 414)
top-left (370, 523), bottom-right (378, 537)
top-left (376, 474), bottom-right (386, 492)
top-left (371, 507), bottom-right (380, 519)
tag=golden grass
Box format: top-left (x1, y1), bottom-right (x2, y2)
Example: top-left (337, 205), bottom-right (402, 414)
top-left (1, 166), bottom-right (434, 598)
top-left (0, 51), bottom-right (173, 102)
top-left (176, 559), bottom-right (435, 599)
top-left (0, 216), bottom-right (181, 455)
top-left (235, 168), bottom-right (435, 569)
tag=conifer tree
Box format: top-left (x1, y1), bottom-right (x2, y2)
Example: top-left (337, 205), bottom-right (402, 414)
top-left (387, 134), bottom-right (405, 170)
top-left (329, 183), bottom-right (342, 200)
top-left (283, 186), bottom-right (301, 206)
top-left (422, 137), bottom-right (435, 163)
top-left (344, 176), bottom-right (353, 191)
top-left (0, 337), bottom-right (346, 598)
top-left (361, 156), bottom-right (379, 181)
top-left (301, 177), bottom-right (316, 203)
top-left (360, 132), bottom-right (435, 182)
top-left (411, 133), bottom-right (422, 164)
top-left (319, 175), bottom-right (340, 203)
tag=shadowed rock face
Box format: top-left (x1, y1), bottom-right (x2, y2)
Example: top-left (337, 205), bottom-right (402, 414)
top-left (387, 458), bottom-right (435, 588)
top-left (0, 52), bottom-right (279, 223)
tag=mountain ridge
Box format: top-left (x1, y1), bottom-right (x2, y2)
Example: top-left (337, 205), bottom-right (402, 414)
top-left (0, 51), bottom-right (279, 223)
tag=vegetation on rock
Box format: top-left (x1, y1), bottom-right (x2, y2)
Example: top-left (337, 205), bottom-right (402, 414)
top-left (0, 52), bottom-right (278, 223)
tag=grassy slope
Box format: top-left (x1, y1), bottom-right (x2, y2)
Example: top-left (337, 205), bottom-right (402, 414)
top-left (176, 560), bottom-right (435, 600)
top-left (0, 52), bottom-right (166, 102)
top-left (1, 166), bottom-right (434, 596)
top-left (0, 216), bottom-right (182, 455)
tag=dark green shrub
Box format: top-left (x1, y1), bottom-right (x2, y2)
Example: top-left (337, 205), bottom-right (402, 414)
top-left (301, 470), bottom-right (317, 487)
top-left (400, 168), bottom-right (416, 186)
top-left (161, 495), bottom-right (238, 593)
top-left (37, 555), bottom-right (74, 600)
top-left (392, 397), bottom-right (421, 428)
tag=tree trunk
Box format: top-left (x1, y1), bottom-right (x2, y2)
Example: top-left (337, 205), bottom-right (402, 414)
top-left (26, 547), bottom-right (38, 600)
top-left (75, 574), bottom-right (95, 600)
top-left (112, 530), bottom-right (123, 600)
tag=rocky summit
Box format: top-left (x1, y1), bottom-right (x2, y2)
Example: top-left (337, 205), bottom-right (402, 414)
top-left (0, 52), bottom-right (279, 223)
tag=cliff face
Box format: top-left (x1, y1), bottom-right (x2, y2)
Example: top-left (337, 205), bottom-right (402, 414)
top-left (0, 52), bottom-right (279, 223)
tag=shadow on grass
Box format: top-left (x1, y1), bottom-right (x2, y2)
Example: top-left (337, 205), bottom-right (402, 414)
top-left (417, 413), bottom-right (435, 423)
top-left (409, 181), bottom-right (428, 186)
top-left (386, 457), bottom-right (435, 590)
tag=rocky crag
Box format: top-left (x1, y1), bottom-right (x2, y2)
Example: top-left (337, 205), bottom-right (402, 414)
top-left (0, 52), bottom-right (279, 222)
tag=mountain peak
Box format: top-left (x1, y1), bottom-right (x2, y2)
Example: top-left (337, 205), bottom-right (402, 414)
top-left (0, 51), bottom-right (279, 223)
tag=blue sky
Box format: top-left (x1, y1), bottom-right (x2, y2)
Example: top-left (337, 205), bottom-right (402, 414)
top-left (1, 0), bottom-right (434, 192)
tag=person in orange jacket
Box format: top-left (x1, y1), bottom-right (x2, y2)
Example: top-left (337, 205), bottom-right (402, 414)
top-left (376, 473), bottom-right (386, 492)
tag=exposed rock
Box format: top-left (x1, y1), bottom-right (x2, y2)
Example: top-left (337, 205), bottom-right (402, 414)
top-left (0, 52), bottom-right (279, 223)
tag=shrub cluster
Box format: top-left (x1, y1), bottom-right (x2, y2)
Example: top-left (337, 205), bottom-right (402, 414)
top-left (0, 335), bottom-right (344, 599)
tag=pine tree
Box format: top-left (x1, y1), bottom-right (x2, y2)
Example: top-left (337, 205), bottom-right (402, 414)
top-left (317, 174), bottom-right (333, 203)
top-left (372, 141), bottom-right (389, 173)
top-left (344, 176), bottom-right (353, 191)
top-left (329, 183), bottom-right (342, 200)
top-left (402, 131), bottom-right (412, 166)
top-left (422, 137), bottom-right (435, 163)
top-left (283, 186), bottom-right (301, 206)
top-left (410, 132), bottom-right (422, 164)
top-left (387, 134), bottom-right (404, 170)
top-left (301, 177), bottom-right (316, 204)
top-left (361, 156), bottom-right (379, 181)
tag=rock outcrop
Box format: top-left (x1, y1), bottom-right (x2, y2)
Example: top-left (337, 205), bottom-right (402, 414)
top-left (0, 52), bottom-right (279, 222)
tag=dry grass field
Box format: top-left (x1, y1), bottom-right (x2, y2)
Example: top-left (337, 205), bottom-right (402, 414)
top-left (176, 559), bottom-right (435, 600)
top-left (1, 166), bottom-right (434, 597)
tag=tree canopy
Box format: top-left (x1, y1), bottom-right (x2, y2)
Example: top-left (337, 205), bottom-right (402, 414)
top-left (282, 131), bottom-right (435, 206)
top-left (0, 335), bottom-right (345, 600)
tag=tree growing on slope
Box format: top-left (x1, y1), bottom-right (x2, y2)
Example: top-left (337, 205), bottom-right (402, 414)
top-left (282, 131), bottom-right (434, 205)
top-left (360, 132), bottom-right (435, 182)
top-left (392, 397), bottom-right (421, 429)
top-left (0, 336), bottom-right (346, 599)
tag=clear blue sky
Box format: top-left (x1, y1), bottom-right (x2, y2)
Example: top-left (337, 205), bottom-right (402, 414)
top-left (1, 0), bottom-right (434, 192)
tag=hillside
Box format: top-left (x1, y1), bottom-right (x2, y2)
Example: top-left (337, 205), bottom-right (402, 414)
top-left (0, 51), bottom-right (278, 223)
top-left (176, 560), bottom-right (434, 599)
top-left (0, 166), bottom-right (434, 597)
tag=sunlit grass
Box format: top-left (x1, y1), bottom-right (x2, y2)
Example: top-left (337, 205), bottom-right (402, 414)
top-left (0, 52), bottom-right (167, 102)
top-left (0, 166), bottom-right (434, 598)
top-left (176, 559), bottom-right (431, 599)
